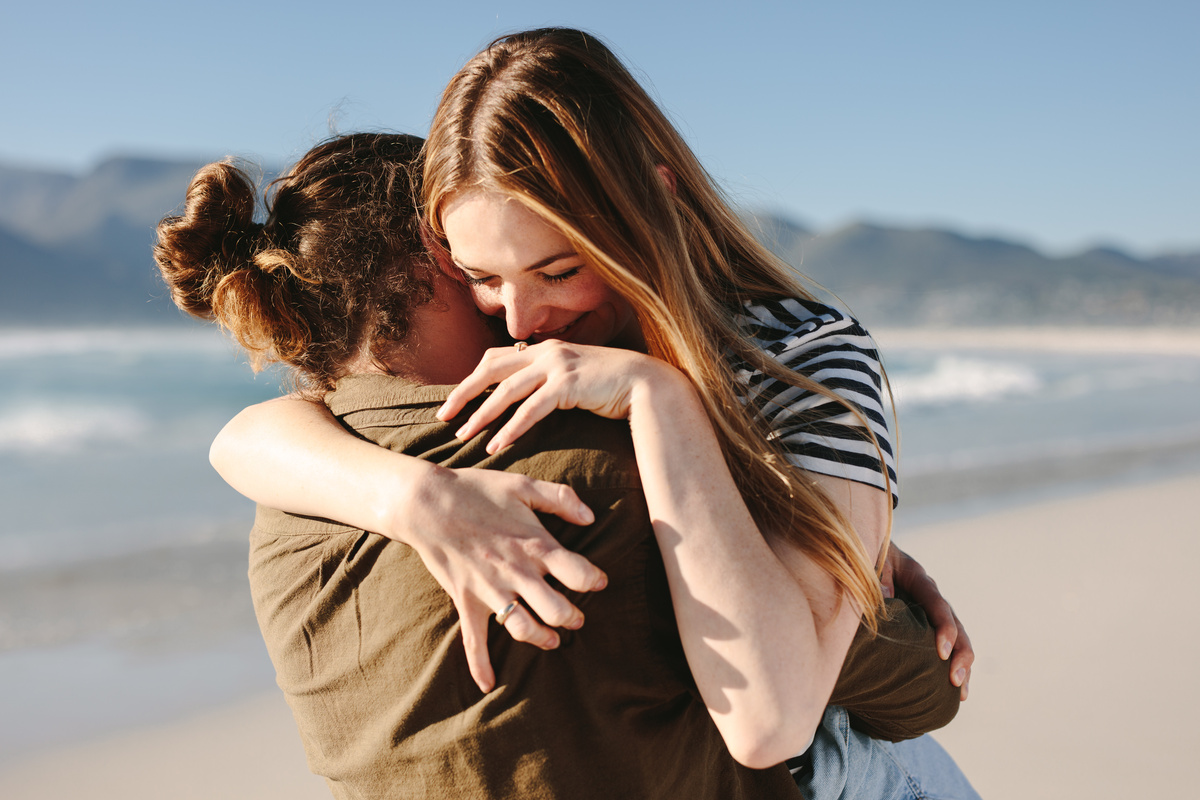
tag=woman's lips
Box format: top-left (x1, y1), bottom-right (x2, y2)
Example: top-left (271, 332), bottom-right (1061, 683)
top-left (531, 315), bottom-right (584, 343)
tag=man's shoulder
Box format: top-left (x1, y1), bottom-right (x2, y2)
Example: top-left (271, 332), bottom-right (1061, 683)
top-left (327, 373), bottom-right (642, 491)
top-left (327, 373), bottom-right (451, 418)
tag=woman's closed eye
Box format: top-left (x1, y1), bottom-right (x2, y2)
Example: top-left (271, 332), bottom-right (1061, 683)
top-left (461, 266), bottom-right (581, 287)
top-left (541, 267), bottom-right (581, 284)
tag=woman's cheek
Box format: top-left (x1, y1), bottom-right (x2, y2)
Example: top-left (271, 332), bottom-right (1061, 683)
top-left (468, 285), bottom-right (504, 317)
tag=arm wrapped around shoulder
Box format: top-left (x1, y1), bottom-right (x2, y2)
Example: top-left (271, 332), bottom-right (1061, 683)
top-left (830, 595), bottom-right (961, 742)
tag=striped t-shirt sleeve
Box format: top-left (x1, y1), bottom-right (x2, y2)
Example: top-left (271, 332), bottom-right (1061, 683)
top-left (729, 297), bottom-right (899, 507)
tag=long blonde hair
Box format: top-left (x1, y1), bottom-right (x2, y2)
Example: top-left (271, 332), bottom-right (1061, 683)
top-left (424, 28), bottom-right (889, 623)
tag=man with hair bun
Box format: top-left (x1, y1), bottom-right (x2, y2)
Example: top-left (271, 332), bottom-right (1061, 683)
top-left (157, 131), bottom-right (962, 799)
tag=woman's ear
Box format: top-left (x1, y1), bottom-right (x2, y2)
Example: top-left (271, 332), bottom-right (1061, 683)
top-left (656, 164), bottom-right (677, 194)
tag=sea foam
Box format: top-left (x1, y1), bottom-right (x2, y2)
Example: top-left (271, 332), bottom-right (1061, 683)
top-left (0, 327), bottom-right (233, 361)
top-left (0, 404), bottom-right (151, 453)
top-left (890, 356), bottom-right (1041, 408)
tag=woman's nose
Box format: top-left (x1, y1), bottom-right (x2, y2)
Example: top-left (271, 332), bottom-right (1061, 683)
top-left (502, 285), bottom-right (550, 341)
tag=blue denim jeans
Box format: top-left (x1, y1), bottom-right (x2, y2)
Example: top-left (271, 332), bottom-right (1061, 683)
top-left (792, 706), bottom-right (980, 800)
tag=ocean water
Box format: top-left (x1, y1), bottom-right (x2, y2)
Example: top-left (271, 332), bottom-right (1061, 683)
top-left (2, 325), bottom-right (1200, 756)
top-left (4, 324), bottom-right (1200, 573)
top-left (883, 346), bottom-right (1200, 519)
top-left (0, 327), bottom-right (284, 570)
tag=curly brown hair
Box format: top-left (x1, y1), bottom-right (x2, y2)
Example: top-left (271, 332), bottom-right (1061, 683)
top-left (154, 132), bottom-right (434, 392)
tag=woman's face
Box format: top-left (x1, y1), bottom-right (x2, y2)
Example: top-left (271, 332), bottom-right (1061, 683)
top-left (440, 191), bottom-right (643, 349)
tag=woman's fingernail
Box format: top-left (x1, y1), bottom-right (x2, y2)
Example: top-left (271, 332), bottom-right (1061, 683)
top-left (939, 641), bottom-right (952, 659)
top-left (541, 634), bottom-right (560, 650)
top-left (566, 616), bottom-right (584, 630)
top-left (456, 426), bottom-right (469, 440)
top-left (594, 573), bottom-right (608, 591)
top-left (953, 668), bottom-right (966, 685)
top-left (578, 504), bottom-right (595, 524)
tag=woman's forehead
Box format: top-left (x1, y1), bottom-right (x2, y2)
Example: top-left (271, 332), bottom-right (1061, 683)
top-left (442, 191), bottom-right (577, 273)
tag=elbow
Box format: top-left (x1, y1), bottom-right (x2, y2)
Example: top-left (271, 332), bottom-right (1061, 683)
top-left (209, 401), bottom-right (267, 478)
top-left (208, 419), bottom-right (237, 477)
top-left (721, 709), bottom-right (824, 770)
top-left (727, 741), bottom-right (792, 772)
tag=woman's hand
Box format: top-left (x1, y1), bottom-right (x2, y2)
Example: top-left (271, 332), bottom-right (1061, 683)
top-left (881, 543), bottom-right (974, 700)
top-left (211, 394), bottom-right (608, 694)
top-left (437, 340), bottom-right (670, 451)
top-left (399, 464), bottom-right (607, 694)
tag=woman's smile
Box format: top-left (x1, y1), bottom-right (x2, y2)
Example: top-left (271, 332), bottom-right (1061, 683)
top-left (441, 191), bottom-right (643, 349)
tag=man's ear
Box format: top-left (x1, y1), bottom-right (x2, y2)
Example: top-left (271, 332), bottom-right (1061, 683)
top-left (656, 164), bottom-right (677, 194)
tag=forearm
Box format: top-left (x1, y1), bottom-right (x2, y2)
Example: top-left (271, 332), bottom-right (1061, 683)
top-left (210, 394), bottom-right (435, 537)
top-left (626, 370), bottom-right (861, 768)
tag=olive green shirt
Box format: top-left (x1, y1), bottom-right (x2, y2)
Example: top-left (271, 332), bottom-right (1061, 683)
top-left (249, 374), bottom-right (805, 799)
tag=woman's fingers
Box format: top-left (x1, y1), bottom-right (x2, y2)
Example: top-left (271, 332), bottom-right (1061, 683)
top-left (460, 594), bottom-right (564, 693)
top-left (438, 346), bottom-right (529, 422)
top-left (460, 601), bottom-right (497, 693)
top-left (404, 468), bottom-right (607, 694)
top-left (521, 478), bottom-right (596, 527)
top-left (459, 371), bottom-right (549, 443)
top-left (541, 545), bottom-right (607, 593)
top-left (498, 601), bottom-right (563, 650)
top-left (484, 386), bottom-right (566, 453)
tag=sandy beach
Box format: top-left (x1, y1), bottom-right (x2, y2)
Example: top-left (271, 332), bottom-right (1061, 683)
top-left (897, 471), bottom-right (1200, 799)
top-left (2, 471), bottom-right (1197, 798)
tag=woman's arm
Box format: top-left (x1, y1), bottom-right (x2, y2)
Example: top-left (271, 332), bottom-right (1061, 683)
top-left (210, 394), bottom-right (609, 693)
top-left (442, 342), bottom-right (885, 768)
top-left (212, 395), bottom-right (430, 530)
top-left (628, 368), bottom-right (880, 767)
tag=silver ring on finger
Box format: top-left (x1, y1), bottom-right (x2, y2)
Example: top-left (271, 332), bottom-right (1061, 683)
top-left (494, 600), bottom-right (520, 626)
top-left (514, 341), bottom-right (528, 352)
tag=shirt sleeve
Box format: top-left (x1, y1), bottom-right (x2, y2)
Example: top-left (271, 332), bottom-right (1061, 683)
top-left (730, 297), bottom-right (899, 507)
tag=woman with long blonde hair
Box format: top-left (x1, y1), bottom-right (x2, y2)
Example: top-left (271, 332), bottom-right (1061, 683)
top-left (211, 27), bottom-right (975, 795)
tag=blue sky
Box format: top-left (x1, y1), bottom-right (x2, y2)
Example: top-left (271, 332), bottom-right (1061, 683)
top-left (3, 0), bottom-right (1196, 256)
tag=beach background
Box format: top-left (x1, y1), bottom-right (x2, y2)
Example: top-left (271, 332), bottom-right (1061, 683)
top-left (2, 327), bottom-right (1199, 799)
top-left (3, 2), bottom-right (1199, 798)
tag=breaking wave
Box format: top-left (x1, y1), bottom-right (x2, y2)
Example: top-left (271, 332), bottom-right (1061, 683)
top-left (0, 404), bottom-right (151, 453)
top-left (890, 356), bottom-right (1042, 408)
top-left (0, 327), bottom-right (233, 361)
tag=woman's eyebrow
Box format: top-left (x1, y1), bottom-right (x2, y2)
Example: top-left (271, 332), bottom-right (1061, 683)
top-left (522, 251), bottom-right (579, 272)
top-left (451, 251), bottom-right (579, 274)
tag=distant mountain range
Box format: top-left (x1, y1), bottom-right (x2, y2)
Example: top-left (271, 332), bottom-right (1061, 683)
top-left (748, 215), bottom-right (1200, 327)
top-left (2, 155), bottom-right (1199, 326)
top-left (0, 157), bottom-right (211, 322)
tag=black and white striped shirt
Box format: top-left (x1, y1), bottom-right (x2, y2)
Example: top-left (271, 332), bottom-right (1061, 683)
top-left (729, 297), bottom-right (899, 507)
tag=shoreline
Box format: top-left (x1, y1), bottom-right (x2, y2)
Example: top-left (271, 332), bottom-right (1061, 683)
top-left (1, 469), bottom-right (1196, 798)
top-left (874, 325), bottom-right (1200, 355)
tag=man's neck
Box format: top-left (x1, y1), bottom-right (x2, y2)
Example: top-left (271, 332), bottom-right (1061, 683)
top-left (372, 277), bottom-right (500, 385)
